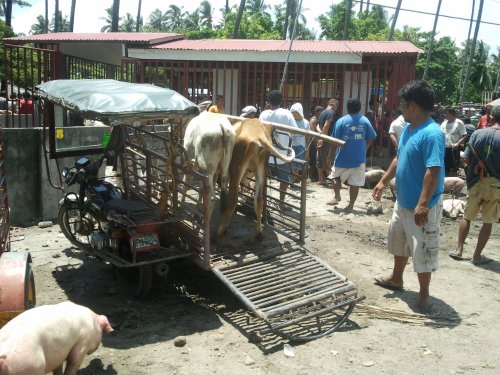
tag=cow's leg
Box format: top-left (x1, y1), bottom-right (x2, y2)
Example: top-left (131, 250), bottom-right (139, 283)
top-left (214, 161), bottom-right (249, 241)
top-left (254, 164), bottom-right (266, 242)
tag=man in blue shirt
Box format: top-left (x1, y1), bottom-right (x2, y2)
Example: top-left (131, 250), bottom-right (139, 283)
top-left (372, 80), bottom-right (445, 313)
top-left (328, 98), bottom-right (377, 213)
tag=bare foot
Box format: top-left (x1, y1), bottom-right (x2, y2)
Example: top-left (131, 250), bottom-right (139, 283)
top-left (344, 205), bottom-right (354, 213)
top-left (327, 198), bottom-right (341, 205)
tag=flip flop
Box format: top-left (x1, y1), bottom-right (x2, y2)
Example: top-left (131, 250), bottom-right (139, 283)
top-left (374, 276), bottom-right (403, 291)
top-left (470, 256), bottom-right (493, 265)
top-left (448, 251), bottom-right (469, 261)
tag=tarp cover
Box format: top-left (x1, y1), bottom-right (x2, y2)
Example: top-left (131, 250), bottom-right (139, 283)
top-left (36, 79), bottom-right (200, 125)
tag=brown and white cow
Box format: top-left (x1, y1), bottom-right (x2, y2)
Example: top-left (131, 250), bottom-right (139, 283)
top-left (183, 111), bottom-right (236, 219)
top-left (214, 118), bottom-right (295, 242)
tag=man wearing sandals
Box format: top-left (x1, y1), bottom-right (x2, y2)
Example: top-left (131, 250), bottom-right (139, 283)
top-left (372, 80), bottom-right (445, 313)
top-left (450, 105), bottom-right (500, 265)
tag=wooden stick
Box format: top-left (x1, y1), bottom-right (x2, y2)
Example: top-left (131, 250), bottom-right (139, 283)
top-left (224, 114), bottom-right (345, 147)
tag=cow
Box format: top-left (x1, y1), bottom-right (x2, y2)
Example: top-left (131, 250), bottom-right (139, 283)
top-left (214, 118), bottom-right (295, 242)
top-left (182, 111), bottom-right (236, 219)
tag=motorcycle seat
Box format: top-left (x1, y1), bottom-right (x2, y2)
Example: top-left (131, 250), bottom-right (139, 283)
top-left (103, 199), bottom-right (152, 216)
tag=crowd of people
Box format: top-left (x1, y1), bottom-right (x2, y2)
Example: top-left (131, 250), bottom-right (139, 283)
top-left (0, 91), bottom-right (38, 115)
top-left (226, 81), bottom-right (498, 315)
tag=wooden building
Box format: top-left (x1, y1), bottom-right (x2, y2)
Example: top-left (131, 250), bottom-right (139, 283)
top-left (3, 32), bottom-right (422, 127)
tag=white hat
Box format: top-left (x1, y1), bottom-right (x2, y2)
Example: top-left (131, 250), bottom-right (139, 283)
top-left (240, 105), bottom-right (257, 117)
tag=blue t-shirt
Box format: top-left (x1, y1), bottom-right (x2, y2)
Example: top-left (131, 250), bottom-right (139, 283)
top-left (396, 118), bottom-right (445, 209)
top-left (333, 114), bottom-right (377, 168)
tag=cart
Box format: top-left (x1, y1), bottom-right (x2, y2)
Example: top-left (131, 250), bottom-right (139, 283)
top-left (38, 79), bottom-right (364, 341)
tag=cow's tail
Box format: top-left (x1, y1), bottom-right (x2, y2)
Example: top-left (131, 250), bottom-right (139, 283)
top-left (258, 134), bottom-right (295, 163)
top-left (219, 122), bottom-right (235, 212)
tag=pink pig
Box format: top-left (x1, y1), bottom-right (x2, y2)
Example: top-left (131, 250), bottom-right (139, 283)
top-left (0, 301), bottom-right (113, 375)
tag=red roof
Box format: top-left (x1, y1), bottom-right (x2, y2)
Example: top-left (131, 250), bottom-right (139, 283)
top-left (152, 39), bottom-right (423, 54)
top-left (4, 32), bottom-right (184, 45)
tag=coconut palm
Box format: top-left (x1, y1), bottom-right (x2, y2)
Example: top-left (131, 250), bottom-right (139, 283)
top-left (461, 0), bottom-right (485, 102)
top-left (246, 0), bottom-right (270, 17)
top-left (30, 14), bottom-right (48, 34)
top-left (183, 10), bottom-right (200, 31)
top-left (54, 0), bottom-right (59, 32)
top-left (136, 0), bottom-right (142, 32)
top-left (44, 0), bottom-right (48, 32)
top-left (342, 0), bottom-right (353, 39)
top-left (423, 0), bottom-right (442, 80)
top-left (111, 0), bottom-right (120, 32)
top-left (120, 12), bottom-right (136, 32)
top-left (100, 7), bottom-right (114, 32)
top-left (388, 0), bottom-right (402, 40)
top-left (165, 5), bottom-right (186, 31)
top-left (50, 10), bottom-right (70, 32)
top-left (69, 0), bottom-right (76, 31)
top-left (198, 1), bottom-right (213, 29)
top-left (145, 8), bottom-right (167, 31)
top-left (458, 0), bottom-right (475, 93)
top-left (232, 0), bottom-right (246, 38)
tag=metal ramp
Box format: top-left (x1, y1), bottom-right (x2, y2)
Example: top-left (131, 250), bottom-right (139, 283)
top-left (211, 245), bottom-right (365, 342)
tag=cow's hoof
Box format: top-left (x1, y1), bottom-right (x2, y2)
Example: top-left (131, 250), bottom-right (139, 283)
top-left (254, 233), bottom-right (264, 242)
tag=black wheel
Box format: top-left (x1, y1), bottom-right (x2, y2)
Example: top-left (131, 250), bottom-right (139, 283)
top-left (58, 205), bottom-right (99, 251)
top-left (129, 264), bottom-right (153, 299)
top-left (24, 263), bottom-right (36, 310)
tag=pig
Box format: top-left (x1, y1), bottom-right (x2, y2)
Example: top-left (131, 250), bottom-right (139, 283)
top-left (364, 169), bottom-right (386, 189)
top-left (442, 199), bottom-right (465, 219)
top-left (444, 177), bottom-right (465, 196)
top-left (0, 301), bottom-right (113, 375)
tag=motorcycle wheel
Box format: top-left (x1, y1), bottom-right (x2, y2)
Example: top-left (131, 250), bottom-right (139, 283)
top-left (58, 205), bottom-right (99, 251)
top-left (131, 264), bottom-right (153, 298)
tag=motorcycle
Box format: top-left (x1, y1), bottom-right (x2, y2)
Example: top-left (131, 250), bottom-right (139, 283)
top-left (58, 152), bottom-right (169, 298)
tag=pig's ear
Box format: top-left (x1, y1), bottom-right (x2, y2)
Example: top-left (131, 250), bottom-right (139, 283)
top-left (98, 315), bottom-right (114, 333)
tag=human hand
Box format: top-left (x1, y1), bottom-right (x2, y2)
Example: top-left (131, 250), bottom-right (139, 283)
top-left (372, 182), bottom-right (385, 201)
top-left (317, 140), bottom-right (323, 148)
top-left (473, 160), bottom-right (487, 178)
top-left (414, 204), bottom-right (429, 227)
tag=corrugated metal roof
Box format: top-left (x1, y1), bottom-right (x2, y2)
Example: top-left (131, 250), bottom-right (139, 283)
top-left (4, 32), bottom-right (184, 45)
top-left (152, 39), bottom-right (423, 54)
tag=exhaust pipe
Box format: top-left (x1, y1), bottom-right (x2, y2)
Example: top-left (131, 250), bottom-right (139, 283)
top-left (154, 263), bottom-right (169, 278)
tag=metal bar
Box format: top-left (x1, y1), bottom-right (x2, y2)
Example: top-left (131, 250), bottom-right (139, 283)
top-left (263, 284), bottom-right (357, 317)
top-left (254, 278), bottom-right (348, 307)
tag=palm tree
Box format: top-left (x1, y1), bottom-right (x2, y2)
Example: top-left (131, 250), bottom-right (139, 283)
top-left (30, 14), bottom-right (48, 34)
top-left (69, 0), bottom-right (76, 32)
top-left (50, 10), bottom-right (70, 32)
top-left (246, 0), bottom-right (270, 16)
top-left (283, 0), bottom-right (291, 40)
top-left (44, 0), bottom-right (48, 32)
top-left (388, 0), bottom-right (402, 40)
top-left (183, 10), bottom-right (200, 31)
top-left (461, 0), bottom-right (484, 102)
top-left (286, 0), bottom-right (307, 40)
top-left (423, 0), bottom-right (442, 80)
top-left (198, 1), bottom-right (213, 29)
top-left (120, 12), bottom-right (135, 32)
top-left (111, 0), bottom-right (120, 32)
top-left (232, 0), bottom-right (246, 38)
top-left (343, 0), bottom-right (353, 39)
top-left (165, 5), bottom-right (185, 31)
top-left (54, 0), bottom-right (59, 32)
top-left (458, 0), bottom-right (475, 94)
top-left (136, 0), bottom-right (142, 32)
top-left (145, 8), bottom-right (167, 31)
top-left (100, 7), bottom-right (114, 32)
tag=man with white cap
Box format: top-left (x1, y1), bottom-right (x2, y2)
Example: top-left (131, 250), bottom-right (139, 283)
top-left (241, 105), bottom-right (258, 118)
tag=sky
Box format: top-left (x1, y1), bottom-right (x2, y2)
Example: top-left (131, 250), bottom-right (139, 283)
top-left (10, 0), bottom-right (500, 53)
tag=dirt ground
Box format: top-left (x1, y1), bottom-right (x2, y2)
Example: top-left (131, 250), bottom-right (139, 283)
top-left (10, 180), bottom-right (500, 375)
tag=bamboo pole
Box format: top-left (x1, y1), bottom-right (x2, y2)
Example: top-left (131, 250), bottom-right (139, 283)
top-left (224, 114), bottom-right (346, 147)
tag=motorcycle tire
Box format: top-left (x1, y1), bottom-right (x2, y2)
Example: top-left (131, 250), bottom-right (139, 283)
top-left (58, 205), bottom-right (99, 252)
top-left (118, 263), bottom-right (153, 299)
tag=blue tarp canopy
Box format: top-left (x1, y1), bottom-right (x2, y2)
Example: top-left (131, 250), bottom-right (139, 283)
top-left (36, 79), bottom-right (199, 125)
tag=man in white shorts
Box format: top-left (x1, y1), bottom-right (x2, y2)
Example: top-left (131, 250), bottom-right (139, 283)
top-left (327, 98), bottom-right (377, 213)
top-left (373, 80), bottom-right (445, 313)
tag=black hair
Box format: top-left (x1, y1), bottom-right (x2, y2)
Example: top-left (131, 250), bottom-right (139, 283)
top-left (398, 80), bottom-right (435, 112)
top-left (395, 108), bottom-right (403, 116)
top-left (267, 90), bottom-right (283, 106)
top-left (493, 106), bottom-right (500, 124)
top-left (346, 98), bottom-right (361, 114)
top-left (463, 117), bottom-right (471, 125)
top-left (445, 106), bottom-right (456, 116)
